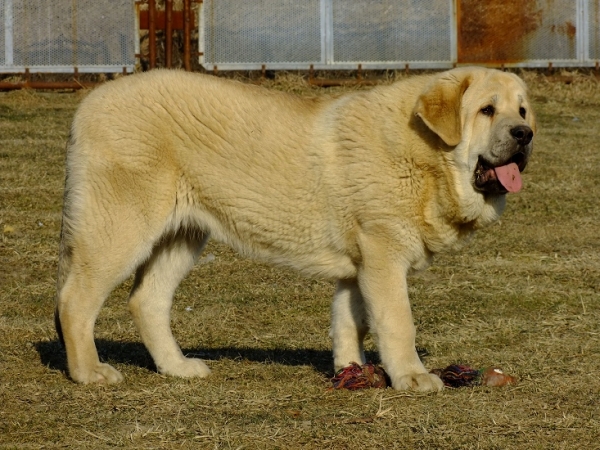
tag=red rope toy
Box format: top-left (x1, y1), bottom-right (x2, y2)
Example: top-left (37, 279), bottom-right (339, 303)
top-left (330, 362), bottom-right (389, 390)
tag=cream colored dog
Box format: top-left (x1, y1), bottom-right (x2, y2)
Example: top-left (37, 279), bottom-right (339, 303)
top-left (56, 67), bottom-right (535, 390)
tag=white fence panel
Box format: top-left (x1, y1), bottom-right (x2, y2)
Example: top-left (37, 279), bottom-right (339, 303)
top-left (200, 0), bottom-right (323, 70)
top-left (0, 0), bottom-right (136, 73)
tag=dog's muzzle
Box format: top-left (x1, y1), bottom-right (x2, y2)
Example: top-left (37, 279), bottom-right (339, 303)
top-left (474, 125), bottom-right (533, 195)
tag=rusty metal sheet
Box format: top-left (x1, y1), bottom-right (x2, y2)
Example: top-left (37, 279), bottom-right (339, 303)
top-left (458, 0), bottom-right (578, 64)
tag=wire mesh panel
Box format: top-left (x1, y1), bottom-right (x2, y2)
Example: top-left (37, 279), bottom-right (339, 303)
top-left (531, 0), bottom-right (579, 61)
top-left (515, 0), bottom-right (579, 63)
top-left (13, 1), bottom-right (75, 67)
top-left (0, 3), bottom-right (5, 65)
top-left (201, 0), bottom-right (322, 69)
top-left (74, 1), bottom-right (135, 67)
top-left (331, 0), bottom-right (452, 65)
top-left (458, 0), bottom-right (579, 65)
top-left (200, 0), bottom-right (453, 70)
top-left (589, 0), bottom-right (600, 60)
top-left (0, 0), bottom-right (136, 73)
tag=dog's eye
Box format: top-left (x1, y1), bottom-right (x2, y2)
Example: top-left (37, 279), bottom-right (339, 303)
top-left (481, 105), bottom-right (495, 117)
top-left (519, 107), bottom-right (527, 119)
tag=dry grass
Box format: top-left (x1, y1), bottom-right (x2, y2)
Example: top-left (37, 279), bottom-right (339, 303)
top-left (1, 71), bottom-right (599, 449)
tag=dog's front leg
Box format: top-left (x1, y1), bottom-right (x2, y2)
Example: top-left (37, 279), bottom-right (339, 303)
top-left (330, 278), bottom-right (369, 371)
top-left (357, 236), bottom-right (443, 392)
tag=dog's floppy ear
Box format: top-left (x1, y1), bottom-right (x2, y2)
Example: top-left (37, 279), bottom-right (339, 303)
top-left (414, 71), bottom-right (472, 147)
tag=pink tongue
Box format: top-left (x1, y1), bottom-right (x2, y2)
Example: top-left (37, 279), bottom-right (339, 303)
top-left (494, 163), bottom-right (522, 193)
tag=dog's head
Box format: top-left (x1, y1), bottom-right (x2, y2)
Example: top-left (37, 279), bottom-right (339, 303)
top-left (414, 67), bottom-right (535, 196)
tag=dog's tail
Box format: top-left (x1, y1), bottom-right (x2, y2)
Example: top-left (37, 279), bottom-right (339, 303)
top-left (55, 222), bottom-right (70, 348)
top-left (55, 137), bottom-right (76, 348)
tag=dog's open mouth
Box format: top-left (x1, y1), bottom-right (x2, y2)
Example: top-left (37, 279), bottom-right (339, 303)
top-left (474, 152), bottom-right (527, 194)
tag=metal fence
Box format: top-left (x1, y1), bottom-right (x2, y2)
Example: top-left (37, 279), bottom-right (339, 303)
top-left (1, 0), bottom-right (136, 73)
top-left (2, 0), bottom-right (600, 75)
top-left (200, 0), bottom-right (600, 71)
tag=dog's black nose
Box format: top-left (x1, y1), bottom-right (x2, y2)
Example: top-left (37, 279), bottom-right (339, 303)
top-left (510, 125), bottom-right (533, 146)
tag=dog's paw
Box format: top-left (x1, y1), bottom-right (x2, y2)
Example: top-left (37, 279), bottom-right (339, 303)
top-left (158, 357), bottom-right (211, 378)
top-left (72, 363), bottom-right (124, 384)
top-left (392, 372), bottom-right (444, 392)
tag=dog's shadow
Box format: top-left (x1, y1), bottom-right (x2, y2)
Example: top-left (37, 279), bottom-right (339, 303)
top-left (35, 340), bottom-right (381, 378)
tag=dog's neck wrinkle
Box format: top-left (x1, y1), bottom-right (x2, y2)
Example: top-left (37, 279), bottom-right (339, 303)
top-left (415, 145), bottom-right (503, 254)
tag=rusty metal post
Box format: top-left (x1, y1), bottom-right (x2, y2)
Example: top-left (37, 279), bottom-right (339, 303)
top-left (165, 0), bottom-right (173, 68)
top-left (183, 0), bottom-right (191, 71)
top-left (148, 0), bottom-right (157, 69)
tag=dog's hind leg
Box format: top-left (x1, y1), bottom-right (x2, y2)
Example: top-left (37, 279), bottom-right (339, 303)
top-left (128, 231), bottom-right (212, 379)
top-left (56, 223), bottom-right (154, 384)
top-left (330, 279), bottom-right (369, 371)
top-left (57, 274), bottom-right (125, 384)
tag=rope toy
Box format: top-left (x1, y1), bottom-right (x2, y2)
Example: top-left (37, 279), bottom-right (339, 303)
top-left (429, 364), bottom-right (517, 388)
top-left (330, 362), bottom-right (389, 390)
top-left (331, 363), bottom-right (517, 390)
